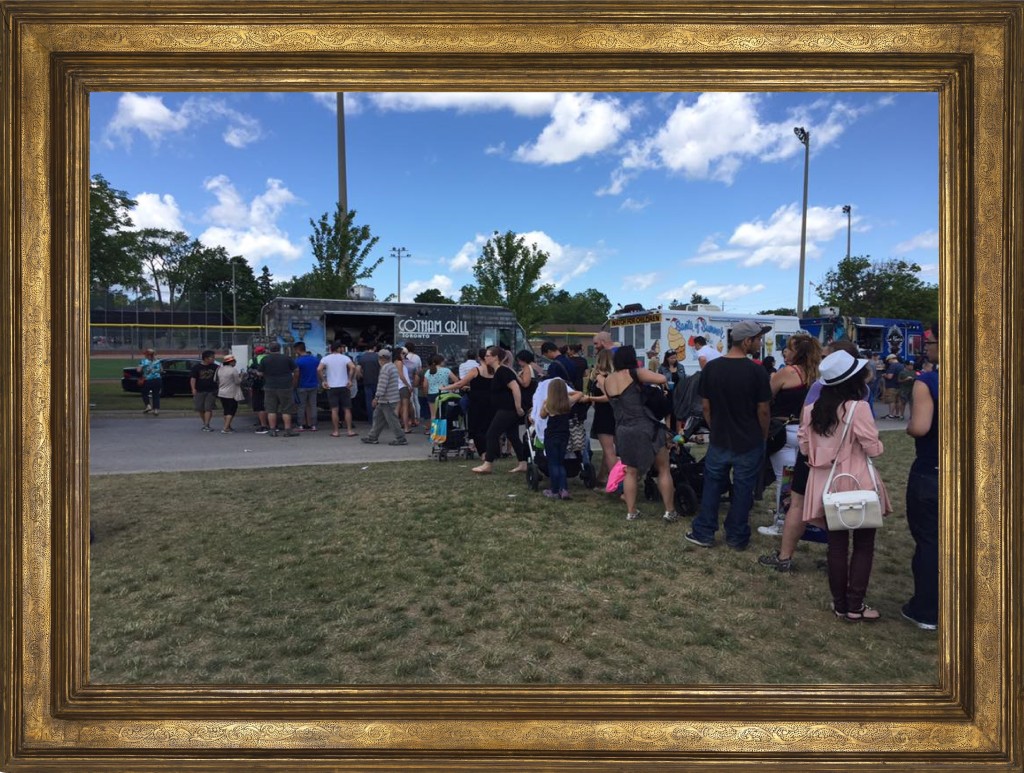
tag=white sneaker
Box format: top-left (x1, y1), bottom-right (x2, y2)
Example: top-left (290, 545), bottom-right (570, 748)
top-left (757, 523), bottom-right (784, 537)
top-left (662, 511), bottom-right (681, 523)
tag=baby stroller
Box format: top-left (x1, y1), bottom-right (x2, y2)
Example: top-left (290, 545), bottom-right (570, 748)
top-left (430, 392), bottom-right (472, 461)
top-left (523, 378), bottom-right (596, 492)
top-left (642, 419), bottom-right (707, 516)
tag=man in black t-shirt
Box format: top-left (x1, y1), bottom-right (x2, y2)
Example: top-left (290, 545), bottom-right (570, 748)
top-left (685, 321), bottom-right (772, 550)
top-left (189, 349), bottom-right (219, 432)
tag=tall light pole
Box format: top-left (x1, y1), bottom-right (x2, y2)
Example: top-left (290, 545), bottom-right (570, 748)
top-left (794, 126), bottom-right (811, 316)
top-left (336, 92), bottom-right (348, 216)
top-left (390, 247), bottom-right (409, 302)
top-left (842, 204), bottom-right (852, 259)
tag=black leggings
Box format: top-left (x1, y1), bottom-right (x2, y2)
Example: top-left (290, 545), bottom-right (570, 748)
top-left (221, 397), bottom-right (239, 416)
top-left (485, 409), bottom-right (526, 463)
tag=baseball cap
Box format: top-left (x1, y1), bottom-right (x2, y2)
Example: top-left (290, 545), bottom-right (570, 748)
top-left (254, 345), bottom-right (266, 354)
top-left (819, 350), bottom-right (870, 386)
top-left (378, 349), bottom-right (392, 361)
top-left (731, 320), bottom-right (773, 341)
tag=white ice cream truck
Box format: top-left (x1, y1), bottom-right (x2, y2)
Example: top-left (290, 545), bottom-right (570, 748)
top-left (605, 305), bottom-right (803, 376)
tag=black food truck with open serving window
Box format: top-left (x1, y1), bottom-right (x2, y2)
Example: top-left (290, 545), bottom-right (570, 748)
top-left (251, 297), bottom-right (528, 421)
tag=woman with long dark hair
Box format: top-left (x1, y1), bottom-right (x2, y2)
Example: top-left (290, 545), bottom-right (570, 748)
top-left (470, 346), bottom-right (527, 474)
top-left (799, 350), bottom-right (892, 621)
top-left (441, 347), bottom-right (494, 457)
top-left (602, 345), bottom-right (675, 521)
top-left (760, 333), bottom-right (822, 536)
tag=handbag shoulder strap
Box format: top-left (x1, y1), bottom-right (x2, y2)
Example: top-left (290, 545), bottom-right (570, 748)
top-left (822, 401), bottom-right (858, 495)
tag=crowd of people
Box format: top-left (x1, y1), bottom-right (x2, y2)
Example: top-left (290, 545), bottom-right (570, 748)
top-left (135, 321), bottom-right (940, 631)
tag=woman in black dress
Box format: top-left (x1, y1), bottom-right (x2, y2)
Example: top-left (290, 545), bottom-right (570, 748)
top-left (470, 346), bottom-right (528, 474)
top-left (442, 347), bottom-right (494, 456)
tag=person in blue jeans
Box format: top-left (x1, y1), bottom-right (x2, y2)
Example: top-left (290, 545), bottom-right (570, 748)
top-left (685, 320), bottom-right (773, 550)
top-left (538, 379), bottom-right (588, 500)
top-left (902, 324), bottom-right (939, 630)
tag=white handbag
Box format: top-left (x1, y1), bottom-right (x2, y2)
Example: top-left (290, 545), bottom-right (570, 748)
top-left (821, 402), bottom-right (884, 531)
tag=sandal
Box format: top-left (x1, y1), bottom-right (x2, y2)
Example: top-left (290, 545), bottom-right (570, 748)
top-left (845, 604), bottom-right (881, 622)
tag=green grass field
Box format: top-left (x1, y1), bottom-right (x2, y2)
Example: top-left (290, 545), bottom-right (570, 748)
top-left (88, 432), bottom-right (937, 686)
top-left (90, 358), bottom-right (135, 380)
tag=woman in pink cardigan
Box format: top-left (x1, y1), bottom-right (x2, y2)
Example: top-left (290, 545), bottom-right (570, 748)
top-left (798, 350), bottom-right (892, 622)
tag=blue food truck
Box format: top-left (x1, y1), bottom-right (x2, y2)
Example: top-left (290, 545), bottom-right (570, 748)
top-left (799, 314), bottom-right (923, 361)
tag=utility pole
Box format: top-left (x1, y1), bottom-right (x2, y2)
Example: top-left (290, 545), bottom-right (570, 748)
top-left (842, 204), bottom-right (852, 259)
top-left (336, 92), bottom-right (348, 216)
top-left (231, 259), bottom-right (237, 325)
top-left (794, 127), bottom-right (811, 316)
top-left (390, 247), bottom-right (409, 302)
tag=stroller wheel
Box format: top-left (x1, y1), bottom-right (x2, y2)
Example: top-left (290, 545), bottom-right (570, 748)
top-left (675, 483), bottom-right (700, 517)
top-left (581, 463), bottom-right (596, 490)
top-left (526, 462), bottom-right (541, 491)
top-left (439, 449), bottom-right (448, 462)
top-left (643, 475), bottom-right (659, 502)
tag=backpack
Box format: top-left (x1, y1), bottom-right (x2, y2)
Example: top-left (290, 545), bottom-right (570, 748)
top-left (241, 359), bottom-right (264, 391)
top-left (629, 368), bottom-right (671, 420)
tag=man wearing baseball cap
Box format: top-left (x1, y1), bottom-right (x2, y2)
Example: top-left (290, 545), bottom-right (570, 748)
top-left (685, 320), bottom-right (773, 550)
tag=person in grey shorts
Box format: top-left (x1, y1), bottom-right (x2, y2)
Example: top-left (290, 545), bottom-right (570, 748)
top-left (189, 349), bottom-right (219, 432)
top-left (360, 349), bottom-right (407, 445)
top-left (257, 342), bottom-right (299, 437)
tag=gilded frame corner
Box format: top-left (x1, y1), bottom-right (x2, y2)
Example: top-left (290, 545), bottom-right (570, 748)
top-left (1, 1), bottom-right (1021, 770)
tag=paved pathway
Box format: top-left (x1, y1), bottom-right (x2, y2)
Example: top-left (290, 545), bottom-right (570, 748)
top-left (89, 413), bottom-right (441, 475)
top-left (89, 406), bottom-right (907, 475)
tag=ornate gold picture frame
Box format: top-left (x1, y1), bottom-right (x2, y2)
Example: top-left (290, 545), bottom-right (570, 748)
top-left (2, 1), bottom-right (1021, 770)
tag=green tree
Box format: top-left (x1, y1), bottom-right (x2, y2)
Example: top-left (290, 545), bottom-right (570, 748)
top-left (306, 206), bottom-right (382, 298)
top-left (413, 288), bottom-right (455, 304)
top-left (90, 174), bottom-right (143, 290)
top-left (463, 230), bottom-right (554, 334)
top-left (690, 292), bottom-right (711, 306)
top-left (540, 288), bottom-right (612, 324)
top-left (256, 266), bottom-right (276, 304)
top-left (815, 255), bottom-right (938, 320)
top-left (758, 307), bottom-right (798, 316)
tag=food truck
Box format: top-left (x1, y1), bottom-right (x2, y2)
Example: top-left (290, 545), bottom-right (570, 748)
top-left (605, 305), bottom-right (803, 376)
top-left (256, 296), bottom-right (528, 364)
top-left (799, 314), bottom-right (923, 362)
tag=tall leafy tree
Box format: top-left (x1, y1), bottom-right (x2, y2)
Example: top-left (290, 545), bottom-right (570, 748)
top-left (306, 206), bottom-right (382, 298)
top-left (540, 288), bottom-right (612, 324)
top-left (90, 174), bottom-right (143, 290)
top-left (815, 255), bottom-right (938, 320)
top-left (463, 230), bottom-right (554, 333)
top-left (257, 266), bottom-right (276, 304)
top-left (413, 288), bottom-right (455, 304)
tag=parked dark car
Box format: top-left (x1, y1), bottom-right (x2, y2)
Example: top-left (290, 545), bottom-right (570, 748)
top-left (121, 358), bottom-right (216, 397)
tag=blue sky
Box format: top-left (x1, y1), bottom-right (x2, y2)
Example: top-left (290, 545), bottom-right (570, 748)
top-left (90, 91), bottom-right (938, 315)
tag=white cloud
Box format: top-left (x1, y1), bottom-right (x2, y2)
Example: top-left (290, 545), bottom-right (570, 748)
top-left (446, 230), bottom-right (597, 289)
top-left (105, 94), bottom-right (190, 147)
top-left (656, 282), bottom-right (767, 304)
top-left (197, 176), bottom-right (303, 263)
top-left (484, 142), bottom-right (506, 156)
top-left (447, 235), bottom-right (489, 272)
top-left (516, 230), bottom-right (598, 288)
top-left (513, 93), bottom-right (633, 165)
top-left (129, 192), bottom-right (184, 231)
top-left (600, 92), bottom-right (890, 194)
top-left (893, 229), bottom-right (939, 253)
top-left (311, 92), bottom-right (363, 115)
top-left (104, 94), bottom-right (263, 149)
top-left (619, 197), bottom-right (650, 212)
top-left (403, 275), bottom-right (456, 299)
top-left (623, 273), bottom-right (659, 291)
top-left (369, 92), bottom-right (557, 117)
top-left (685, 203), bottom-right (849, 270)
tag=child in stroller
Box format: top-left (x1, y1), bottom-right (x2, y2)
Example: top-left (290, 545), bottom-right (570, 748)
top-left (524, 377), bottom-right (596, 494)
top-left (643, 416), bottom-right (708, 516)
top-left (430, 391), bottom-right (472, 460)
